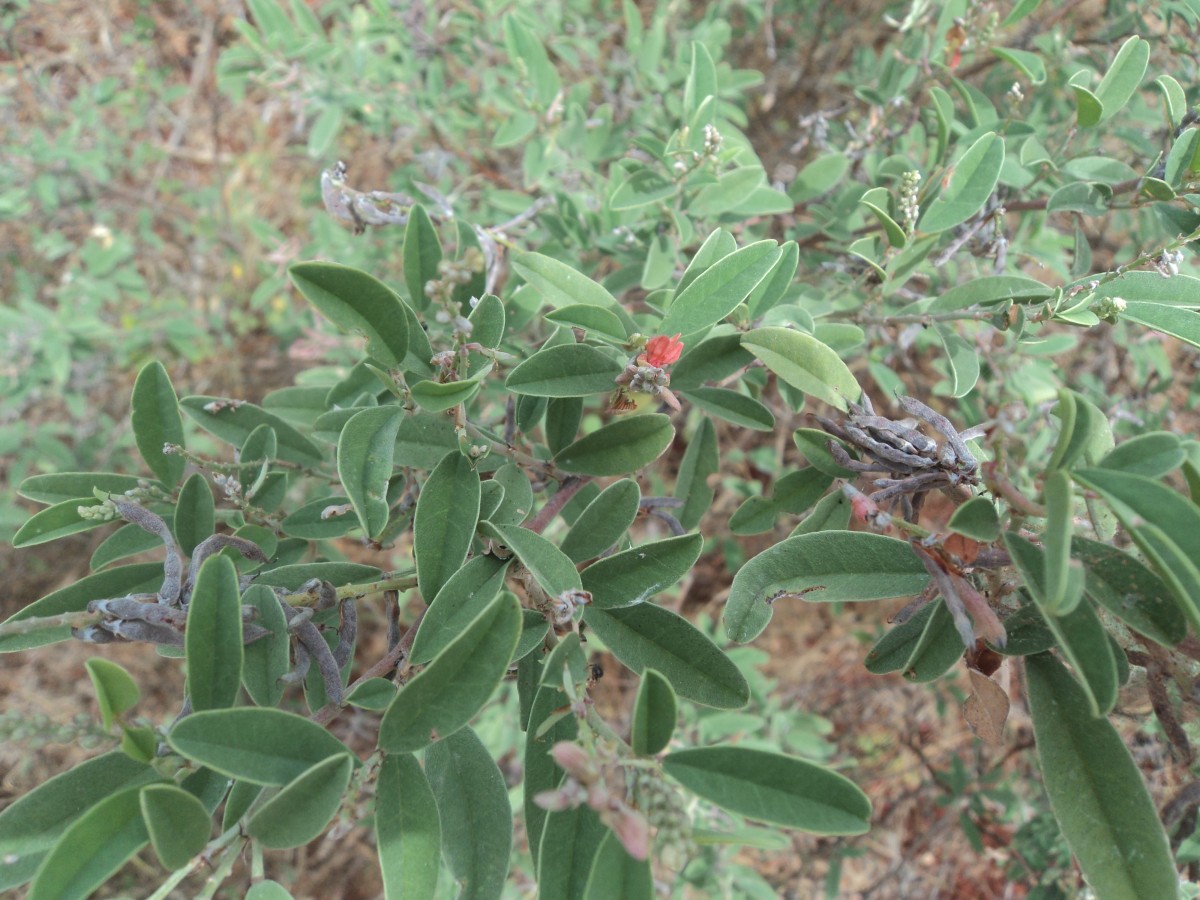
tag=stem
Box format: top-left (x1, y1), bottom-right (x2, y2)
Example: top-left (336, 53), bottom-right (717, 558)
top-left (528, 476), bottom-right (591, 534)
top-left (0, 609), bottom-right (103, 639)
top-left (278, 572), bottom-right (418, 607)
top-left (145, 825), bottom-right (244, 900)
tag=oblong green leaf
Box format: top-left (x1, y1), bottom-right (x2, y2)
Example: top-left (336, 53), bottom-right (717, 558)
top-left (290, 261), bottom-right (411, 367)
top-left (378, 593), bottom-right (521, 752)
top-left (139, 784), bottom-right (212, 871)
top-left (27, 787), bottom-right (148, 900)
top-left (663, 746), bottom-right (871, 834)
top-left (482, 522), bottom-right (581, 596)
top-left (85, 658), bottom-right (140, 730)
top-left (630, 668), bottom-right (677, 756)
top-left (659, 240), bottom-right (782, 336)
top-left (555, 415), bottom-right (674, 476)
top-left (414, 451), bottom-right (481, 601)
top-left (167, 708), bottom-right (352, 786)
top-left (131, 361), bottom-right (185, 486)
top-left (1094, 35), bottom-right (1149, 124)
top-left (864, 602), bottom-right (937, 675)
top-left (947, 497), bottom-right (1000, 541)
top-left (729, 468), bottom-right (832, 535)
top-left (724, 532), bottom-right (929, 643)
top-left (919, 132), bottom-right (1005, 233)
top-left (403, 204), bottom-right (442, 311)
top-left (1004, 533), bottom-right (1117, 716)
top-left (1026, 652), bottom-right (1176, 900)
top-left (174, 472), bottom-right (215, 556)
top-left (1119, 302), bottom-right (1200, 351)
top-left (376, 754), bottom-right (441, 900)
top-left (903, 599), bottom-right (964, 683)
top-left (511, 251), bottom-right (634, 332)
top-left (1042, 469), bottom-right (1083, 615)
top-left (425, 726), bottom-right (512, 900)
top-left (12, 496), bottom-right (108, 548)
top-left (928, 275), bottom-right (1052, 312)
top-left (679, 386), bottom-right (774, 430)
top-left (670, 333), bottom-right (755, 390)
top-left (180, 396), bottom-right (323, 468)
top-left (581, 533), bottom-right (703, 610)
top-left (246, 881), bottom-right (296, 900)
top-left (0, 563), bottom-right (163, 653)
top-left (0, 751), bottom-right (158, 881)
top-left (505, 344), bottom-right (624, 397)
top-left (741, 327), bottom-right (860, 412)
top-left (253, 562), bottom-right (380, 591)
top-left (545, 304), bottom-right (629, 342)
top-left (246, 754), bottom-right (353, 849)
top-left (583, 831), bottom-right (652, 900)
top-left (537, 805), bottom-right (606, 900)
top-left (18, 472), bottom-right (143, 505)
top-left (1072, 537), bottom-right (1185, 647)
top-left (1099, 432), bottom-right (1185, 478)
top-left (560, 478), bottom-right (641, 562)
top-left (674, 417), bottom-right (718, 531)
top-left (338, 406), bottom-right (404, 539)
top-left (410, 555), bottom-right (511, 664)
top-left (279, 494), bottom-right (358, 539)
top-left (346, 677), bottom-right (398, 710)
top-left (409, 378), bottom-right (483, 412)
top-left (241, 584), bottom-right (290, 707)
top-left (186, 555), bottom-right (244, 712)
top-left (583, 602), bottom-right (748, 708)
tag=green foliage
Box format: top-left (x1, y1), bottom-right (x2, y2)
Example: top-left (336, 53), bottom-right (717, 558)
top-left (7, 0), bottom-right (1200, 896)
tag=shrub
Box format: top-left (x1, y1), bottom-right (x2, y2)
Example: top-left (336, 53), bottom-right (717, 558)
top-left (5, 1), bottom-right (1200, 897)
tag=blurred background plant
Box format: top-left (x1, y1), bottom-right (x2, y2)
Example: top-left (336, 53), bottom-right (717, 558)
top-left (5, 0), bottom-right (1200, 895)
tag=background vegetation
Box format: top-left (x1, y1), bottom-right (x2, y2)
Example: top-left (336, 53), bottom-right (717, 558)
top-left (3, 0), bottom-right (1200, 897)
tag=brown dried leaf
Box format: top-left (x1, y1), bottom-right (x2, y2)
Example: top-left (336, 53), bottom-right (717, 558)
top-left (964, 666), bottom-right (1009, 745)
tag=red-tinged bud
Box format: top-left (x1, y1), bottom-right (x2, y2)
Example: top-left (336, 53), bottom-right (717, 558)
top-left (551, 742), bottom-right (597, 782)
top-left (611, 807), bottom-right (651, 861)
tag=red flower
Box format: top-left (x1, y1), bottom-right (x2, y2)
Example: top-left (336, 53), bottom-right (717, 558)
top-left (643, 333), bottom-right (684, 367)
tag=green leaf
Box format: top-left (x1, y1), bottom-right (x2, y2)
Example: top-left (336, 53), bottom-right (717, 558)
top-left (741, 327), bottom-right (860, 412)
top-left (245, 754), bottom-right (353, 849)
top-left (425, 727), bottom-right (512, 900)
top-left (0, 751), bottom-right (158, 885)
top-left (180, 396), bottom-right (323, 468)
top-left (789, 152), bottom-right (850, 202)
top-left (747, 240), bottom-right (799, 319)
top-left (168, 708), bottom-right (352, 786)
top-left (524, 682), bottom-right (578, 871)
top-left (903, 599), bottom-right (964, 683)
top-left (254, 562), bottom-right (379, 591)
top-left (27, 787), bottom-right (148, 900)
top-left (947, 497), bottom-right (1000, 541)
top-left (674, 418), bottom-right (718, 531)
top-left (679, 387), bottom-right (774, 430)
top-left (659, 241), bottom-right (781, 336)
top-left (561, 478), bottom-right (641, 562)
top-left (581, 533), bottom-right (703, 610)
top-left (17, 472), bottom-right (143, 506)
top-left (724, 532), bottom-right (929, 643)
top-left (583, 830), bottom-right (652, 900)
top-left (289, 262), bottom-right (411, 367)
top-left (246, 881), bottom-right (296, 900)
top-left (670, 333), bottom-right (755, 390)
top-left (729, 469), bottom-right (832, 535)
top-left (1042, 470), bottom-right (1084, 616)
top-left (376, 754), bottom-right (441, 900)
top-left (1004, 533), bottom-right (1117, 716)
top-left (1088, 272), bottom-right (1200, 308)
top-left (410, 377), bottom-right (483, 413)
top-left (1099, 431), bottom-right (1184, 479)
top-left (414, 451), bottom-right (481, 601)
top-left (241, 584), bottom-right (290, 707)
top-left (175, 472), bottom-right (215, 556)
top-left (928, 275), bottom-right (1052, 312)
top-left (378, 593), bottom-right (521, 752)
top-left (935, 325), bottom-right (980, 397)
top-left (1119, 302), bottom-right (1200, 350)
top-left (792, 429), bottom-right (859, 478)
top-left (1026, 652), bottom-right (1176, 900)
top-left (663, 746), bottom-right (871, 834)
top-left (919, 132), bottom-right (1005, 233)
top-left (139, 784), bottom-right (212, 870)
top-left (489, 463), bottom-right (534, 525)
top-left (864, 602), bottom-right (937, 674)
top-left (992, 47), bottom-right (1046, 84)
top-left (609, 168), bottom-right (678, 210)
top-left (1047, 182), bottom-right (1109, 216)
top-left (1071, 537), bottom-right (1185, 647)
top-left (0, 563), bottom-right (163, 653)
top-left (482, 523), bottom-right (581, 596)
top-left (502, 12), bottom-right (560, 105)
top-left (505, 344), bottom-right (625, 397)
top-left (511, 251), bottom-right (634, 332)
top-left (555, 415), bottom-right (674, 476)
top-left (12, 496), bottom-right (108, 548)
top-left (1094, 35), bottom-right (1149, 124)
top-left (85, 658), bottom-right (139, 730)
top-left (403, 204), bottom-right (442, 311)
top-left (130, 361), bottom-right (185, 486)
top-left (410, 555), bottom-right (511, 664)
top-left (186, 555), bottom-right (244, 712)
top-left (630, 668), bottom-right (677, 756)
top-left (689, 166), bottom-right (767, 217)
top-left (337, 406), bottom-right (404, 539)
top-left (583, 602), bottom-right (748, 708)
top-left (683, 41), bottom-right (717, 121)
top-left (859, 187), bottom-right (906, 248)
top-left (1071, 80), bottom-right (1103, 127)
top-left (544, 305), bottom-right (629, 342)
top-left (346, 677), bottom-right (398, 710)
top-left (538, 805), bottom-right (606, 900)
top-left (280, 494), bottom-right (357, 539)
